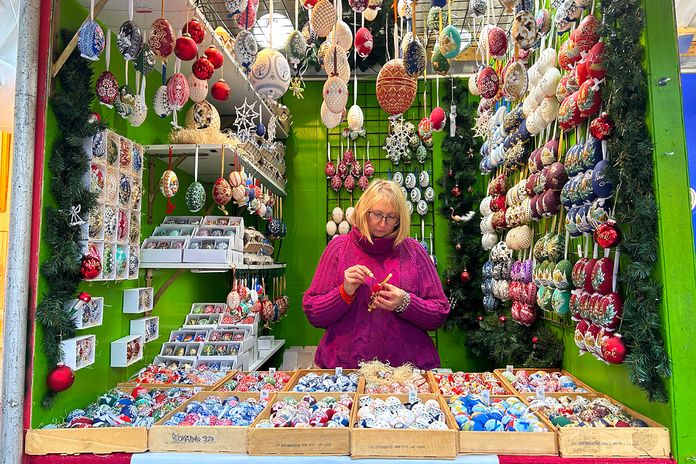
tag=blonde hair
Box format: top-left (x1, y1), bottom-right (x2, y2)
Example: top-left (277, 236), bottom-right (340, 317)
top-left (351, 179), bottom-right (410, 247)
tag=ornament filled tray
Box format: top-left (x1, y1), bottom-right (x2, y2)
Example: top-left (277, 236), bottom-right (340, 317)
top-left (494, 368), bottom-right (596, 396)
top-left (217, 370), bottom-right (298, 393)
top-left (427, 371), bottom-right (513, 396)
top-left (121, 364), bottom-right (235, 391)
top-left (288, 369), bottom-right (360, 393)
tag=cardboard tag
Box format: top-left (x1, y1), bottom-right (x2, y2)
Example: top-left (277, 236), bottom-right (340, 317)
top-left (269, 367), bottom-right (276, 375)
top-left (535, 386), bottom-right (546, 401)
top-left (335, 367), bottom-right (343, 376)
top-left (408, 388), bottom-right (417, 404)
top-left (481, 389), bottom-right (490, 405)
top-left (260, 390), bottom-right (270, 401)
top-left (506, 364), bottom-right (514, 373)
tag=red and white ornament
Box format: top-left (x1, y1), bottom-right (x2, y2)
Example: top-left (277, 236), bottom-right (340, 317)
top-left (187, 74), bottom-right (208, 103)
top-left (430, 106), bottom-right (446, 131)
top-left (148, 18), bottom-right (175, 59)
top-left (182, 18), bottom-right (206, 44)
top-left (355, 27), bottom-right (373, 58)
top-left (375, 59), bottom-right (417, 115)
top-left (213, 177), bottom-right (233, 214)
top-left (192, 55), bottom-right (215, 80)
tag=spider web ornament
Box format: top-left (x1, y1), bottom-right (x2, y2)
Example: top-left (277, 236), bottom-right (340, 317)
top-left (234, 98), bottom-right (260, 143)
top-left (473, 109), bottom-right (493, 140)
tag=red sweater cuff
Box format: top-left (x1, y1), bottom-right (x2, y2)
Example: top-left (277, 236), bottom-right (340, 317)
top-left (339, 284), bottom-right (355, 304)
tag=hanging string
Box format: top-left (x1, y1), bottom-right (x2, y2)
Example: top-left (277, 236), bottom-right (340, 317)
top-left (295, 0), bottom-right (299, 30)
top-left (446, 0), bottom-right (451, 26)
top-left (194, 144), bottom-right (200, 182)
top-left (353, 10), bottom-right (358, 106)
top-left (90, 0), bottom-right (95, 21)
top-left (392, 0), bottom-right (399, 58)
top-left (269, 0), bottom-right (274, 48)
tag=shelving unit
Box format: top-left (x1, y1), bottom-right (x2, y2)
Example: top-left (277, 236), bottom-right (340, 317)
top-left (249, 339), bottom-right (285, 371)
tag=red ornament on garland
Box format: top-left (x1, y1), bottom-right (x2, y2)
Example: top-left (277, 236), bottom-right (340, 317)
top-left (477, 315), bottom-right (484, 321)
top-left (87, 112), bottom-right (101, 125)
top-left (455, 243), bottom-right (462, 252)
top-left (590, 112), bottom-right (614, 140)
top-left (446, 278), bottom-right (452, 286)
top-left (78, 292), bottom-right (92, 303)
top-left (80, 254), bottom-right (102, 280)
top-left (46, 363), bottom-right (75, 392)
top-left (451, 184), bottom-right (462, 197)
top-left (499, 315), bottom-right (507, 323)
top-left (448, 169), bottom-right (454, 177)
top-left (204, 45), bottom-right (225, 69)
top-left (532, 336), bottom-right (539, 344)
top-left (211, 79), bottom-right (231, 101)
top-left (182, 18), bottom-right (206, 44)
top-left (460, 269), bottom-right (471, 282)
top-left (174, 34), bottom-right (198, 61)
top-left (594, 220), bottom-right (622, 248)
top-left (601, 334), bottom-right (627, 364)
top-left (192, 55), bottom-right (215, 80)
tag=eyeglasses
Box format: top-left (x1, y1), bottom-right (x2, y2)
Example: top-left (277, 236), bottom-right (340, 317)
top-left (368, 211), bottom-right (400, 226)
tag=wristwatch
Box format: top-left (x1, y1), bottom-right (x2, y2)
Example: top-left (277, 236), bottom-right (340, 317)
top-left (395, 291), bottom-right (411, 313)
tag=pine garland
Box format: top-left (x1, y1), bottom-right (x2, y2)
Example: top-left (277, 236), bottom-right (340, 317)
top-left (35, 30), bottom-right (106, 408)
top-left (438, 79), bottom-right (564, 368)
top-left (601, 0), bottom-right (670, 401)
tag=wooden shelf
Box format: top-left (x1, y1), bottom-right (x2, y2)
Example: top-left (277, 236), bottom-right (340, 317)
top-left (141, 262), bottom-right (286, 271)
top-left (249, 339), bottom-right (285, 371)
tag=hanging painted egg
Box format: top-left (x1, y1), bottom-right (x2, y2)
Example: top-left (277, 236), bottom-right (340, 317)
top-left (185, 100), bottom-right (218, 129)
top-left (572, 14), bottom-right (600, 52)
top-left (355, 27), bottom-right (373, 58)
top-left (234, 30), bottom-right (258, 72)
top-left (128, 92), bottom-right (147, 127)
top-left (426, 7), bottom-right (447, 32)
top-left (536, 9), bottom-right (552, 35)
top-left (439, 25), bottom-right (461, 59)
top-left (586, 42), bottom-right (605, 80)
top-left (321, 101), bottom-right (342, 129)
top-left (477, 66), bottom-right (499, 99)
top-left (376, 59), bottom-right (417, 115)
top-left (512, 10), bottom-right (538, 50)
top-left (160, 170), bottom-right (179, 198)
top-left (503, 60), bottom-right (528, 100)
top-left (323, 76), bottom-right (348, 114)
top-left (347, 104), bottom-right (364, 131)
top-left (285, 30), bottom-right (308, 67)
top-left (186, 181), bottom-right (206, 212)
top-left (429, 106), bottom-right (446, 132)
top-left (403, 40), bottom-right (426, 78)
top-left (237, 3), bottom-right (257, 29)
top-left (213, 178), bottom-right (233, 213)
top-left (134, 42), bottom-right (155, 74)
top-left (344, 175), bottom-right (355, 192)
top-left (431, 46), bottom-right (450, 76)
top-left (364, 160), bottom-right (375, 177)
top-left (153, 85), bottom-right (172, 117)
top-left (487, 26), bottom-right (508, 58)
top-left (149, 18), bottom-right (176, 59)
top-left (311, 0), bottom-right (338, 37)
top-left (182, 18), bottom-right (206, 44)
top-left (117, 20), bottom-right (143, 61)
top-left (471, 0), bottom-right (486, 16)
top-left (192, 55), bottom-right (215, 80)
top-left (349, 0), bottom-right (368, 12)
top-left (115, 85), bottom-right (136, 118)
top-left (205, 45), bottom-right (224, 68)
top-left (558, 93), bottom-right (582, 131)
top-left (78, 20), bottom-right (105, 60)
top-left (322, 45), bottom-right (350, 83)
top-left (187, 74), bottom-right (208, 102)
top-left (225, 0), bottom-right (249, 17)
top-left (331, 21), bottom-right (353, 51)
top-left (249, 48), bottom-right (291, 100)
top-left (96, 71), bottom-right (119, 106)
top-left (363, 6), bottom-right (378, 21)
top-left (167, 72), bottom-right (190, 110)
top-left (577, 80), bottom-right (602, 118)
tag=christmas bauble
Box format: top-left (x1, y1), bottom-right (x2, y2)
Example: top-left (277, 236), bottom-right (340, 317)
top-left (167, 72), bottom-right (190, 110)
top-left (403, 40), bottom-right (426, 77)
top-left (211, 79), bottom-right (231, 101)
top-left (460, 269), bottom-right (471, 282)
top-left (192, 55), bottom-right (215, 80)
top-left (205, 45), bottom-right (225, 69)
top-left (46, 364), bottom-right (75, 392)
top-left (80, 254), bottom-right (102, 279)
top-left (431, 46), bottom-right (450, 75)
top-left (376, 59), bottom-right (417, 115)
top-left (185, 100), bottom-right (219, 129)
top-left (311, 0), bottom-right (338, 37)
top-left (117, 20), bottom-right (143, 61)
top-left (149, 18), bottom-right (175, 59)
top-left (590, 112), bottom-right (614, 140)
top-left (347, 105), bottom-right (364, 131)
top-left (185, 181), bottom-right (206, 212)
top-left (175, 34), bottom-right (198, 61)
top-left (187, 74), bottom-right (208, 102)
top-left (321, 101), bottom-right (342, 129)
top-left (249, 48), bottom-right (291, 100)
top-left (285, 30), bottom-right (308, 67)
top-left (96, 71), bottom-right (119, 106)
top-left (601, 334), bottom-right (626, 364)
top-left (78, 20), bottom-right (105, 60)
top-left (134, 42), bottom-right (155, 74)
top-left (594, 220), bottom-right (622, 248)
top-left (439, 25), bottom-right (461, 59)
top-left (225, 0), bottom-right (248, 16)
top-left (183, 18), bottom-right (206, 44)
top-left (235, 30), bottom-right (258, 71)
top-left (355, 27), bottom-right (374, 58)
top-left (153, 85), bottom-right (172, 117)
top-left (213, 178), bottom-right (233, 212)
top-left (323, 76), bottom-right (348, 113)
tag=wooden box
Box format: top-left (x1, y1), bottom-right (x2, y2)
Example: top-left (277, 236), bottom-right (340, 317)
top-left (247, 392), bottom-right (353, 455)
top-left (350, 393), bottom-right (458, 459)
top-left (25, 427), bottom-right (148, 455)
top-left (122, 287), bottom-right (154, 314)
top-left (494, 367), bottom-right (596, 396)
top-left (287, 368), bottom-right (359, 393)
top-left (215, 369), bottom-right (299, 393)
top-left (427, 371), bottom-right (514, 396)
top-left (148, 391), bottom-right (263, 453)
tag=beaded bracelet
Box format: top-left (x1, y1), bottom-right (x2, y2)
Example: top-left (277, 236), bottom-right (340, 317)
top-left (395, 291), bottom-right (411, 313)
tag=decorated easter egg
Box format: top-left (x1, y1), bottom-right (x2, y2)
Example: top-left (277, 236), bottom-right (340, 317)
top-left (376, 59), bottom-right (417, 115)
top-left (149, 18), bottom-right (175, 59)
top-left (249, 48), bottom-right (291, 100)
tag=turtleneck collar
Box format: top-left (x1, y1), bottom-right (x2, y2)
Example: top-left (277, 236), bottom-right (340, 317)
top-left (351, 228), bottom-right (396, 255)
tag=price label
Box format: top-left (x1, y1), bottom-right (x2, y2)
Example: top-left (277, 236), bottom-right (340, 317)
top-left (260, 390), bottom-right (270, 401)
top-left (481, 389), bottom-right (490, 405)
top-left (535, 386), bottom-right (546, 401)
top-left (506, 364), bottom-right (514, 373)
top-left (408, 388), bottom-right (418, 404)
top-left (335, 367), bottom-right (343, 376)
top-left (269, 367), bottom-right (276, 375)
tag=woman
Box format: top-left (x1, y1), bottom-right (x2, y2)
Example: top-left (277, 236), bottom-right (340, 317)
top-left (302, 179), bottom-right (450, 369)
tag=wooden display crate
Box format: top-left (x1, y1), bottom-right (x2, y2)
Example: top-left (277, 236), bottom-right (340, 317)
top-left (520, 392), bottom-right (670, 458)
top-left (426, 371), bottom-right (514, 396)
top-left (446, 395), bottom-right (558, 455)
top-left (247, 392), bottom-right (354, 455)
top-left (350, 393), bottom-right (458, 459)
top-left (493, 367), bottom-right (597, 396)
top-left (149, 391), bottom-right (266, 452)
top-left (286, 368), bottom-right (359, 392)
top-left (25, 427), bottom-right (148, 455)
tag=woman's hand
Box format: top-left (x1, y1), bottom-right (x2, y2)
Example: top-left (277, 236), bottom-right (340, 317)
top-left (372, 283), bottom-right (407, 311)
top-left (343, 265), bottom-right (374, 296)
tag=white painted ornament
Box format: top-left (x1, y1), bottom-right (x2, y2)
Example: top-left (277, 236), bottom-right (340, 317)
top-left (338, 220), bottom-right (351, 235)
top-left (187, 74), bottom-right (208, 103)
top-left (347, 105), bottom-right (364, 131)
top-left (332, 206), bottom-right (344, 223)
top-left (311, 0), bottom-right (338, 37)
top-left (322, 45), bottom-right (350, 83)
top-left (249, 48), bottom-right (291, 100)
top-left (128, 76), bottom-right (148, 127)
top-left (234, 30), bottom-right (258, 72)
top-left (331, 21), bottom-right (354, 51)
top-left (153, 85), bottom-right (172, 117)
top-left (326, 220), bottom-right (338, 236)
top-left (363, 7), bottom-right (378, 21)
top-left (345, 206), bottom-right (355, 223)
top-left (321, 101), bottom-right (342, 129)
top-left (323, 76), bottom-right (348, 113)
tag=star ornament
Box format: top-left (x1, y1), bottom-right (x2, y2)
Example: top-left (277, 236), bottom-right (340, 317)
top-left (473, 109), bottom-right (493, 140)
top-left (234, 98), bottom-right (260, 143)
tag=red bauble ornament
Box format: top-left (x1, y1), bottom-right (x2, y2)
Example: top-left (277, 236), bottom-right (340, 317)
top-left (205, 45), bottom-right (225, 69)
top-left (430, 106), bottom-right (446, 131)
top-left (174, 34), bottom-right (198, 61)
top-left (594, 220), bottom-right (622, 248)
top-left (455, 243), bottom-right (462, 252)
top-left (211, 79), bottom-right (231, 101)
top-left (46, 363), bottom-right (75, 392)
top-left (78, 292), bottom-right (92, 303)
top-left (304, 0), bottom-right (319, 8)
top-left (532, 336), bottom-right (539, 344)
top-left (448, 169), bottom-right (454, 177)
top-left (80, 254), bottom-right (101, 279)
top-left (477, 315), bottom-right (484, 321)
top-left (192, 55), bottom-right (215, 80)
top-left (590, 112), bottom-right (615, 140)
top-left (460, 269), bottom-right (471, 282)
top-left (446, 278), bottom-right (452, 286)
top-left (131, 385), bottom-right (149, 398)
top-left (451, 184), bottom-right (462, 197)
top-left (601, 334), bottom-right (627, 364)
top-left (87, 112), bottom-right (101, 125)
top-left (499, 315), bottom-right (507, 323)
top-left (182, 18), bottom-right (206, 44)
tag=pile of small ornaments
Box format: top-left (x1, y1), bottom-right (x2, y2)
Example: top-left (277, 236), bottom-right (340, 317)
top-left (355, 395), bottom-right (449, 430)
top-left (358, 361), bottom-right (431, 394)
top-left (481, 242), bottom-right (513, 315)
top-left (292, 371), bottom-right (359, 392)
top-left (43, 387), bottom-right (197, 429)
top-left (226, 276), bottom-right (289, 325)
top-left (162, 395), bottom-right (267, 427)
top-left (448, 394), bottom-right (548, 432)
top-left (222, 371), bottom-right (294, 392)
top-left (433, 372), bottom-right (510, 396)
top-left (498, 370), bottom-right (589, 394)
top-left (256, 395), bottom-right (354, 428)
top-left (327, 206), bottom-right (354, 238)
top-left (527, 395), bottom-right (650, 428)
top-left (392, 168), bottom-right (434, 217)
top-left (326, 144), bottom-right (374, 193)
top-left (128, 364), bottom-right (229, 386)
top-left (384, 117), bottom-right (432, 166)
top-left (532, 232), bottom-right (567, 320)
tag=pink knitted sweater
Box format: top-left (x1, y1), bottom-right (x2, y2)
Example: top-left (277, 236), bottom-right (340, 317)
top-left (302, 228), bottom-right (450, 369)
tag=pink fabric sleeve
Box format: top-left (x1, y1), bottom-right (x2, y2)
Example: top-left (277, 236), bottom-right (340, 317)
top-left (302, 237), bottom-right (352, 329)
top-left (397, 240), bottom-right (450, 331)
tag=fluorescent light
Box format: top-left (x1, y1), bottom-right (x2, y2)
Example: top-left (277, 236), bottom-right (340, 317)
top-left (252, 13), bottom-right (294, 49)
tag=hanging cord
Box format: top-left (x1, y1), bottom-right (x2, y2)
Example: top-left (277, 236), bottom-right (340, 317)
top-left (353, 10), bottom-right (357, 106)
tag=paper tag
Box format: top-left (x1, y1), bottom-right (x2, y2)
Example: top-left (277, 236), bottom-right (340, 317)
top-left (269, 367), bottom-right (276, 375)
top-left (481, 389), bottom-right (490, 405)
top-left (408, 388), bottom-right (418, 404)
top-left (260, 390), bottom-right (270, 401)
top-left (506, 364), bottom-right (514, 373)
top-left (535, 386), bottom-right (546, 401)
top-left (335, 367), bottom-right (343, 376)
